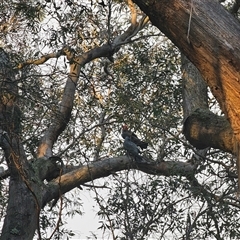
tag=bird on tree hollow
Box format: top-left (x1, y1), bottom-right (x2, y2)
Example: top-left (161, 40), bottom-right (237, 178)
top-left (121, 125), bottom-right (148, 149)
top-left (123, 136), bottom-right (143, 162)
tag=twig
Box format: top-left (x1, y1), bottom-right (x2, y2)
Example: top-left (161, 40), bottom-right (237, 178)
top-left (187, 0), bottom-right (193, 44)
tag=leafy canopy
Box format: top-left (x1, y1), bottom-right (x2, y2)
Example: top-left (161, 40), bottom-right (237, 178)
top-left (0, 0), bottom-right (240, 239)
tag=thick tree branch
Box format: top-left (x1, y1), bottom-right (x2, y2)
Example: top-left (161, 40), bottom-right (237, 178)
top-left (183, 108), bottom-right (233, 153)
top-left (36, 45), bottom-right (115, 158)
top-left (134, 0), bottom-right (240, 192)
top-left (42, 156), bottom-right (196, 208)
top-left (134, 0), bottom-right (240, 140)
top-left (0, 48), bottom-right (43, 239)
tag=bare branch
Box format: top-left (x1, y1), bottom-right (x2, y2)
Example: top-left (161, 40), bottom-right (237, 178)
top-left (128, 0), bottom-right (137, 26)
top-left (42, 156), bottom-right (196, 207)
top-left (17, 49), bottom-right (65, 69)
top-left (111, 1), bottom-right (149, 49)
top-left (112, 14), bottom-right (149, 49)
top-left (36, 44), bottom-right (114, 158)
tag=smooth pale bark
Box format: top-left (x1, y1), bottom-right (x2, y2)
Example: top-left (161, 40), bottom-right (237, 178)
top-left (42, 156), bottom-right (196, 208)
top-left (36, 16), bottom-right (149, 158)
top-left (134, 0), bottom-right (240, 141)
top-left (36, 46), bottom-right (114, 158)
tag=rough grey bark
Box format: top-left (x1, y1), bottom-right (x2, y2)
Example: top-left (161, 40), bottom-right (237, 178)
top-left (181, 54), bottom-right (209, 166)
top-left (181, 55), bottom-right (208, 121)
top-left (0, 48), bottom-right (41, 240)
top-left (167, 54), bottom-right (236, 156)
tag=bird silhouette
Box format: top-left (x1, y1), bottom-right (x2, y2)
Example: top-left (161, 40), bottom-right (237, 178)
top-left (123, 136), bottom-right (143, 162)
top-left (122, 125), bottom-right (148, 149)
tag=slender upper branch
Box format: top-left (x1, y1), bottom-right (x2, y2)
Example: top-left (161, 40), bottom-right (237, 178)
top-left (17, 49), bottom-right (65, 69)
top-left (35, 15), bottom-right (150, 158)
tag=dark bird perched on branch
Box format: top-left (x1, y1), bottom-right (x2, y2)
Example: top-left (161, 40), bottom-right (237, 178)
top-left (123, 136), bottom-right (143, 162)
top-left (122, 125), bottom-right (148, 149)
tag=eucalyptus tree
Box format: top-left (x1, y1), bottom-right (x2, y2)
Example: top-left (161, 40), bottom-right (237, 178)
top-left (0, 0), bottom-right (240, 239)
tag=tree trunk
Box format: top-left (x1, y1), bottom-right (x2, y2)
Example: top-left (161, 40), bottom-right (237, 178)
top-left (134, 0), bottom-right (240, 141)
top-left (0, 48), bottom-right (42, 239)
top-left (181, 54), bottom-right (208, 120)
top-left (1, 177), bottom-right (38, 240)
top-left (181, 54), bottom-right (209, 165)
